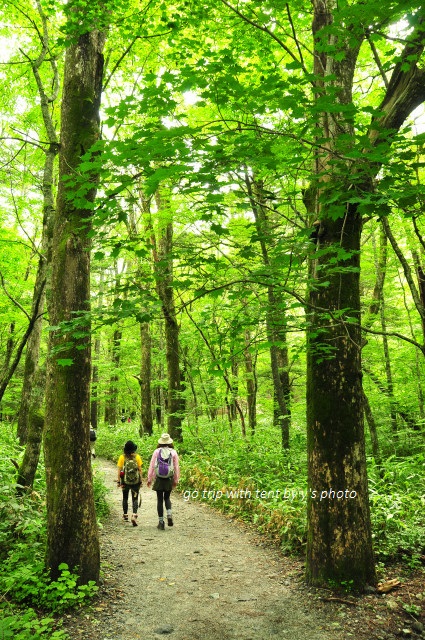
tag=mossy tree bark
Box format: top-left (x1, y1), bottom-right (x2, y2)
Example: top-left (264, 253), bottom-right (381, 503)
top-left (17, 407), bottom-right (45, 492)
top-left (306, 1), bottom-right (425, 589)
top-left (44, 26), bottom-right (105, 584)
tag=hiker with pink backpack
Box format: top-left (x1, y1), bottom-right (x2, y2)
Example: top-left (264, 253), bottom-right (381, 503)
top-left (147, 433), bottom-right (180, 530)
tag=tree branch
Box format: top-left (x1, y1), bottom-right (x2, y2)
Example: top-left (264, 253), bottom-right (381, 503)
top-left (219, 0), bottom-right (309, 78)
top-left (381, 215), bottom-right (425, 326)
top-left (0, 279), bottom-right (46, 403)
top-left (0, 272), bottom-right (31, 320)
top-left (370, 11), bottom-right (425, 144)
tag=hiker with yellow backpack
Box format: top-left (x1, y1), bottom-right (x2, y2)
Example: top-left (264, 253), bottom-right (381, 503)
top-left (117, 440), bottom-right (143, 526)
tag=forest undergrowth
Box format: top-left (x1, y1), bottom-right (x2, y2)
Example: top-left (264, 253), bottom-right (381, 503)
top-left (1, 418), bottom-right (424, 638)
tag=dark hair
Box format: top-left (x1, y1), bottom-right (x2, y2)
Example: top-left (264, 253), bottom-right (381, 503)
top-left (124, 440), bottom-right (137, 454)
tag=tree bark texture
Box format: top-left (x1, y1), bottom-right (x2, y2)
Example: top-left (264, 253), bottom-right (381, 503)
top-left (140, 321), bottom-right (153, 435)
top-left (43, 27), bottom-right (105, 584)
top-left (152, 208), bottom-right (183, 440)
top-left (306, 0), bottom-right (375, 588)
top-left (104, 327), bottom-right (122, 425)
top-left (244, 329), bottom-right (257, 435)
top-left (245, 174), bottom-right (290, 447)
top-left (17, 408), bottom-right (45, 492)
top-left (306, 1), bottom-right (425, 588)
top-left (18, 7), bottom-right (59, 442)
top-left (17, 147), bottom-right (55, 443)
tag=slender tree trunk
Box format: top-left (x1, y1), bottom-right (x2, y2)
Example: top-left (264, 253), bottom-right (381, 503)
top-left (229, 358), bottom-right (238, 422)
top-left (104, 327), bottom-right (122, 425)
top-left (244, 329), bottom-right (257, 435)
top-left (90, 272), bottom-right (104, 430)
top-left (362, 389), bottom-right (382, 469)
top-left (44, 24), bottom-right (105, 584)
top-left (150, 198), bottom-right (183, 440)
top-left (17, 149), bottom-right (55, 443)
top-left (17, 4), bottom-right (59, 443)
top-left (244, 173), bottom-right (290, 447)
top-left (17, 368), bottom-right (45, 494)
top-left (154, 322), bottom-right (166, 427)
top-left (140, 321), bottom-right (153, 435)
top-left (0, 290), bottom-right (45, 404)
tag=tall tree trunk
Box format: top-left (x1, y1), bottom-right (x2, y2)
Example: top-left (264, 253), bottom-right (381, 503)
top-left (244, 329), bottom-right (257, 435)
top-left (104, 327), bottom-right (122, 425)
top-left (362, 389), bottom-right (382, 469)
top-left (244, 173), bottom-right (290, 447)
top-left (229, 358), bottom-right (238, 422)
top-left (306, 1), bottom-right (425, 588)
top-left (43, 24), bottom-right (105, 584)
top-left (17, 149), bottom-right (55, 443)
top-left (104, 265), bottom-right (123, 425)
top-left (305, 1), bottom-right (375, 588)
top-left (90, 271), bottom-right (104, 430)
top-left (17, 0), bottom-right (59, 443)
top-left (150, 197), bottom-right (183, 440)
top-left (139, 321), bottom-right (153, 435)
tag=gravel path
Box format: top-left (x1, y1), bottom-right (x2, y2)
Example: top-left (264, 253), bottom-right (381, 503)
top-left (62, 458), bottom-right (346, 640)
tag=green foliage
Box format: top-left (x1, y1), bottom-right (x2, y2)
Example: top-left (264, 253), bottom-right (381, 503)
top-left (402, 602), bottom-right (422, 617)
top-left (0, 605), bottom-right (68, 639)
top-left (178, 419), bottom-right (308, 554)
top-left (0, 425), bottom-right (106, 637)
top-left (92, 465), bottom-right (111, 521)
top-left (368, 455), bottom-right (425, 562)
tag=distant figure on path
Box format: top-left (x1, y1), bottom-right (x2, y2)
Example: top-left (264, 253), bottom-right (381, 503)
top-left (147, 433), bottom-right (180, 530)
top-left (117, 440), bottom-right (143, 526)
top-left (89, 426), bottom-right (97, 458)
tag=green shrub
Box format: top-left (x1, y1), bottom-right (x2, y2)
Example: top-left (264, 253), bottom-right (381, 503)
top-left (0, 605), bottom-right (68, 639)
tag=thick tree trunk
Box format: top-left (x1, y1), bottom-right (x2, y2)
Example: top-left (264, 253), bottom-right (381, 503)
top-left (306, 0), bottom-right (375, 588)
top-left (306, 207), bottom-right (375, 588)
top-left (44, 27), bottom-right (105, 584)
top-left (306, 1), bottom-right (425, 589)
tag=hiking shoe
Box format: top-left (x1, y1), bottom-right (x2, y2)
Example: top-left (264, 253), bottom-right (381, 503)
top-left (131, 514), bottom-right (138, 527)
top-left (157, 521), bottom-right (165, 530)
top-left (167, 516), bottom-right (173, 527)
top-left (123, 514), bottom-right (128, 522)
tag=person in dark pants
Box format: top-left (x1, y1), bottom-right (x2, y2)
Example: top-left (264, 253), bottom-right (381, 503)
top-left (117, 440), bottom-right (143, 526)
top-left (147, 433), bottom-right (180, 530)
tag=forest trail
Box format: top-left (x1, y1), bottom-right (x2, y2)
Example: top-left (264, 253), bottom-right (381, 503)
top-left (63, 458), bottom-right (346, 640)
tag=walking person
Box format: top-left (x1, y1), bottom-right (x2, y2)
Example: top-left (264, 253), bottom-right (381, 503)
top-left (117, 440), bottom-right (143, 526)
top-left (89, 425), bottom-right (97, 458)
top-left (147, 433), bottom-right (180, 530)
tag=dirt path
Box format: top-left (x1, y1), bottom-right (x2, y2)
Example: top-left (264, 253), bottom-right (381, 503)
top-left (62, 458), bottom-right (349, 640)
